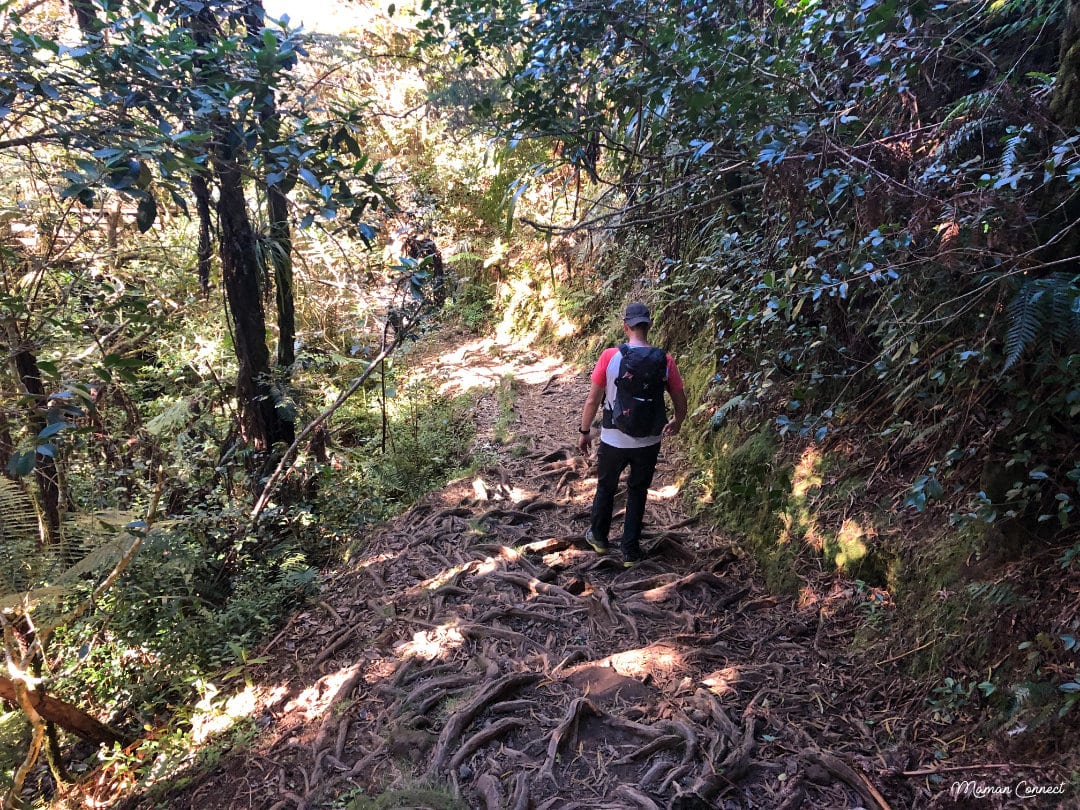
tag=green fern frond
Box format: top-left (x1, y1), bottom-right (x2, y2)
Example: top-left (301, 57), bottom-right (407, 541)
top-left (0, 478), bottom-right (41, 594)
top-left (145, 397), bottom-right (193, 436)
top-left (0, 585), bottom-right (70, 613)
top-left (710, 394), bottom-right (747, 428)
top-left (984, 0), bottom-right (1064, 39)
top-left (1047, 273), bottom-right (1080, 344)
top-left (940, 91), bottom-right (996, 129)
top-left (967, 581), bottom-right (1023, 607)
top-left (51, 535), bottom-right (139, 584)
top-left (1072, 289), bottom-right (1080, 342)
top-left (1003, 274), bottom-right (1080, 371)
top-left (935, 117), bottom-right (1005, 160)
top-left (1001, 125), bottom-right (1033, 178)
top-left (1004, 281), bottom-right (1048, 370)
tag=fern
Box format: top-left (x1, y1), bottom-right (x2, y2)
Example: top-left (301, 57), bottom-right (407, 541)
top-left (1001, 124), bottom-right (1033, 178)
top-left (1003, 274), bottom-right (1080, 370)
top-left (967, 581), bottom-right (1024, 607)
top-left (0, 478), bottom-right (40, 594)
top-left (1048, 275), bottom-right (1080, 344)
top-left (710, 394), bottom-right (748, 428)
top-left (940, 91), bottom-right (997, 130)
top-left (984, 0), bottom-right (1064, 40)
top-left (934, 117), bottom-right (1005, 161)
top-left (0, 505), bottom-right (165, 633)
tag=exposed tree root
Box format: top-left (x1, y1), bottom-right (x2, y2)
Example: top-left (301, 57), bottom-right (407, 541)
top-left (804, 749), bottom-right (893, 810)
top-left (638, 571), bottom-right (726, 603)
top-left (541, 697), bottom-right (599, 783)
top-left (613, 784), bottom-right (662, 809)
top-left (474, 773), bottom-right (502, 810)
top-left (428, 672), bottom-right (543, 775)
top-left (135, 337), bottom-right (942, 810)
top-left (447, 717), bottom-right (528, 772)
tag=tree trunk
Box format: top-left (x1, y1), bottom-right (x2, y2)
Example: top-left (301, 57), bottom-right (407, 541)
top-left (191, 169), bottom-right (214, 295)
top-left (1042, 0), bottom-right (1080, 264)
top-left (268, 181), bottom-right (296, 368)
top-left (243, 0), bottom-right (297, 369)
top-left (68, 0), bottom-right (101, 36)
top-left (12, 347), bottom-right (61, 544)
top-left (213, 146), bottom-right (294, 451)
top-left (0, 675), bottom-right (128, 747)
top-left (0, 415), bottom-right (13, 478)
top-left (1051, 0), bottom-right (1080, 129)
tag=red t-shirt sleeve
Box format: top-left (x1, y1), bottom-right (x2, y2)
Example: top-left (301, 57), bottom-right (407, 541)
top-left (591, 347), bottom-right (619, 386)
top-left (665, 355), bottom-right (685, 394)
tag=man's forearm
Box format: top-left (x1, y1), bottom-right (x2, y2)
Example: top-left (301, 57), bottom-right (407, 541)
top-left (581, 392), bottom-right (603, 430)
top-left (672, 388), bottom-right (687, 423)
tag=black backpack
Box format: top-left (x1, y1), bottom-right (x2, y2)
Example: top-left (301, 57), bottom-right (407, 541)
top-left (606, 345), bottom-right (668, 437)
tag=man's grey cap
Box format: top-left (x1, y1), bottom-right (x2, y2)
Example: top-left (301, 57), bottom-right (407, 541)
top-left (623, 302), bottom-right (651, 327)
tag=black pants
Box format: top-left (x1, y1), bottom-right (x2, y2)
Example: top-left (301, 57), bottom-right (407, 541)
top-left (590, 440), bottom-right (662, 546)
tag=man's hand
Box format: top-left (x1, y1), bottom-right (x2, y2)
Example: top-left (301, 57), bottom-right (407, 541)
top-left (662, 418), bottom-right (683, 436)
top-left (664, 386), bottom-right (688, 437)
top-left (578, 430), bottom-right (593, 454)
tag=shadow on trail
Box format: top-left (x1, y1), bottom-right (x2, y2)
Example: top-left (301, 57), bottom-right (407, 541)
top-left (119, 338), bottom-right (950, 810)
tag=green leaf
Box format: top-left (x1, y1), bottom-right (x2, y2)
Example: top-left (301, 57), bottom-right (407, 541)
top-left (135, 194), bottom-right (157, 232)
top-left (7, 451), bottom-right (35, 478)
top-left (298, 168), bottom-right (320, 189)
top-left (37, 422), bottom-right (70, 439)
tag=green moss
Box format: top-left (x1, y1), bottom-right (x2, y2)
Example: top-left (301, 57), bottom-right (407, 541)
top-left (884, 524), bottom-right (1027, 676)
top-left (687, 423), bottom-right (799, 592)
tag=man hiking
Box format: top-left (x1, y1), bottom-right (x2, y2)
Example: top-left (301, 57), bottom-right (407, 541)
top-left (577, 302), bottom-right (687, 567)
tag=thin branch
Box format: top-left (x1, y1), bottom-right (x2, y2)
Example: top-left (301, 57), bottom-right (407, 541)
top-left (520, 180), bottom-right (762, 235)
top-left (249, 310), bottom-right (418, 522)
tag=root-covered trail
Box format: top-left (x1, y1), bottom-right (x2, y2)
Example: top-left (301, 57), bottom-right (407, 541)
top-left (140, 335), bottom-right (978, 809)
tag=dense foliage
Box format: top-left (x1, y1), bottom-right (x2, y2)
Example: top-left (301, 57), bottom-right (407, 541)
top-left (0, 0), bottom-right (489, 801)
top-left (424, 0), bottom-right (1079, 535)
top-left (421, 0), bottom-right (1080, 744)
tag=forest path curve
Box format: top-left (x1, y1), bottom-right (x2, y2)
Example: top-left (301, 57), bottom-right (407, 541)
top-left (129, 328), bottom-right (940, 810)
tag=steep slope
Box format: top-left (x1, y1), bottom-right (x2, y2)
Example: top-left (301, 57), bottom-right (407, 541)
top-left (117, 333), bottom-right (1063, 810)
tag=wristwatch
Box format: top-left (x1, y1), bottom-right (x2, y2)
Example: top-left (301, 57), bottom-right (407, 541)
top-left (578, 427), bottom-right (591, 434)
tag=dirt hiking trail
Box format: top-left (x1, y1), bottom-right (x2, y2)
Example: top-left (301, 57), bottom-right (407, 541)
top-left (123, 332), bottom-right (1052, 810)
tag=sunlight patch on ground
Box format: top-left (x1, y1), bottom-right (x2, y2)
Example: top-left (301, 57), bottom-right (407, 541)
top-left (702, 667), bottom-right (739, 698)
top-left (424, 336), bottom-right (576, 397)
top-left (798, 585), bottom-right (822, 610)
top-left (280, 663), bottom-right (364, 728)
top-left (353, 550), bottom-right (399, 570)
top-left (365, 657), bottom-right (398, 685)
top-left (598, 643), bottom-right (686, 680)
top-left (394, 621), bottom-right (466, 661)
top-left (544, 547), bottom-right (591, 567)
top-left (191, 683), bottom-right (279, 745)
top-left (832, 518), bottom-right (869, 570)
top-left (791, 447), bottom-right (823, 500)
top-left (472, 477), bottom-right (529, 503)
top-left (649, 483), bottom-right (681, 499)
top-left (417, 557), bottom-right (500, 592)
top-left (494, 278), bottom-right (578, 343)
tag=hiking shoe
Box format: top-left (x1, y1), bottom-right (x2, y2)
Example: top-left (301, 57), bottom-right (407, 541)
top-left (585, 529), bottom-right (609, 555)
top-left (621, 539), bottom-right (644, 568)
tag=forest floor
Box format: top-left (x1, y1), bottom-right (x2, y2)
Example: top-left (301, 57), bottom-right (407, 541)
top-left (115, 328), bottom-right (1065, 810)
